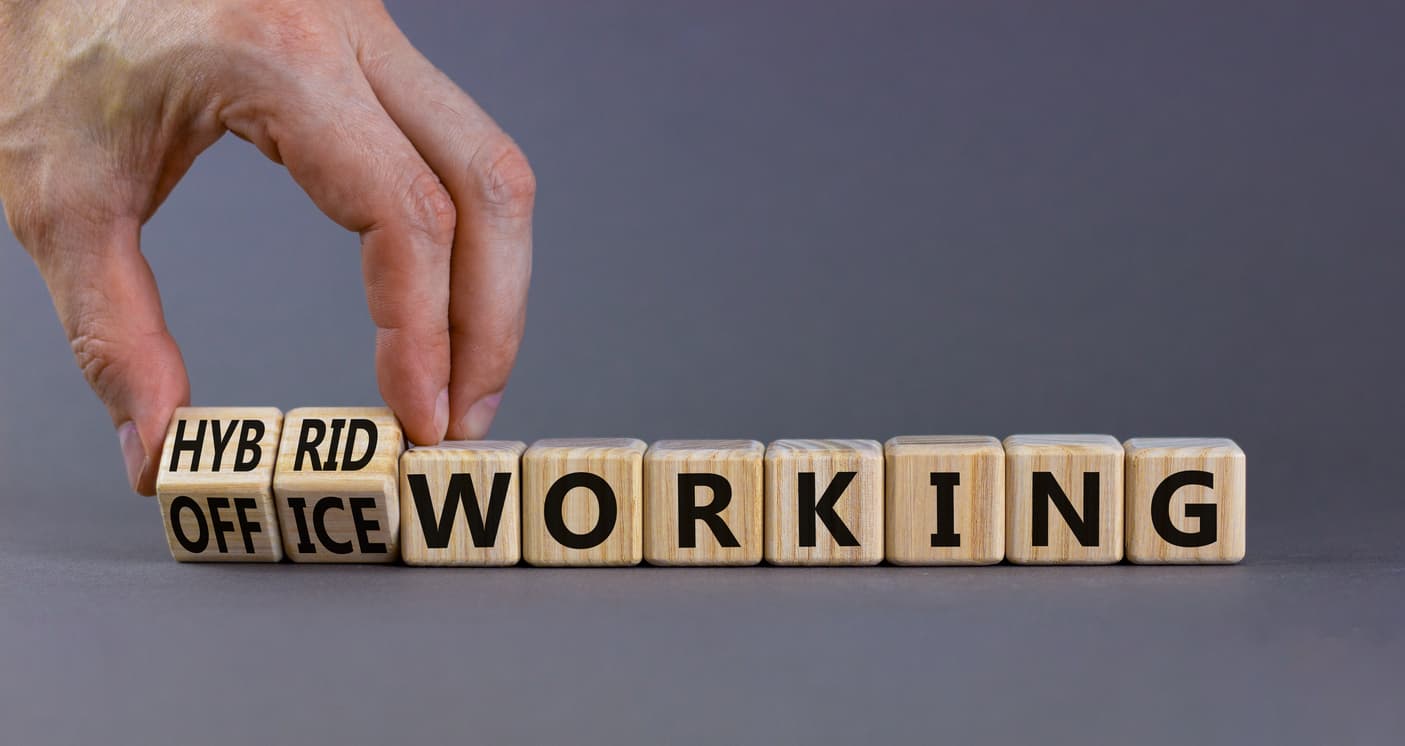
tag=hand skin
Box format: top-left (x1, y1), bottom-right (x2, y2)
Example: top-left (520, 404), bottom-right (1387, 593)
top-left (0, 0), bottom-right (535, 494)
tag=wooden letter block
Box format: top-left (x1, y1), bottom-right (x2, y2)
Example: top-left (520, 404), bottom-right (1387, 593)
top-left (156, 407), bottom-right (284, 562)
top-left (522, 438), bottom-right (645, 567)
top-left (1125, 438), bottom-right (1245, 564)
top-left (273, 407), bottom-right (404, 563)
top-left (1005, 434), bottom-right (1124, 564)
top-left (764, 440), bottom-right (883, 566)
top-left (884, 435), bottom-right (1004, 566)
top-left (643, 440), bottom-right (764, 566)
top-left (400, 441), bottom-right (526, 566)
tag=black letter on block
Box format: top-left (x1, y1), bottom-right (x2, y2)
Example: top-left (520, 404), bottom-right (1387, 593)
top-left (1152, 470), bottom-right (1218, 548)
top-left (1032, 472), bottom-right (1100, 547)
top-left (929, 472), bottom-right (962, 548)
top-left (168, 419), bottom-right (207, 472)
top-left (798, 472), bottom-right (860, 548)
top-left (169, 495), bottom-right (209, 553)
top-left (409, 472), bottom-right (511, 549)
top-left (543, 472), bottom-right (617, 550)
top-left (349, 497), bottom-right (387, 553)
top-left (234, 420), bottom-right (266, 472)
top-left (232, 497), bottom-right (262, 553)
top-left (324, 420), bottom-right (346, 469)
top-left (287, 497), bottom-right (316, 554)
top-left (342, 420), bottom-right (378, 471)
top-left (209, 420), bottom-right (237, 471)
top-left (313, 497), bottom-right (353, 554)
top-left (207, 496), bottom-right (235, 553)
top-left (293, 420), bottom-right (326, 471)
top-left (677, 473), bottom-right (739, 549)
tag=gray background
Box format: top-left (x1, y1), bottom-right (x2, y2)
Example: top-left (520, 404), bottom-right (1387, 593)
top-left (1, 1), bottom-right (1401, 743)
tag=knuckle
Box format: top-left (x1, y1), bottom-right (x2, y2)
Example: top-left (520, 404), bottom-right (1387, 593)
top-left (1, 173), bottom-right (70, 257)
top-left (222, 0), bottom-right (338, 64)
top-left (470, 136), bottom-right (536, 217)
top-left (68, 320), bottom-right (127, 403)
top-left (402, 170), bottom-right (457, 249)
top-left (3, 196), bottom-right (55, 254)
top-left (7, 189), bottom-right (123, 263)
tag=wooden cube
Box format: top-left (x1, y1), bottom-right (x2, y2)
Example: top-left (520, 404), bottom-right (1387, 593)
top-left (884, 435), bottom-right (1004, 565)
top-left (155, 407), bottom-right (285, 562)
top-left (1124, 438), bottom-right (1245, 564)
top-left (764, 440), bottom-right (883, 566)
top-left (273, 407), bottom-right (404, 563)
top-left (643, 440), bottom-right (764, 566)
top-left (1005, 434), bottom-right (1124, 564)
top-left (400, 441), bottom-right (526, 566)
top-left (522, 438), bottom-right (645, 566)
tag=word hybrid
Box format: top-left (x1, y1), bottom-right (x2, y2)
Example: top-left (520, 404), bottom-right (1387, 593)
top-left (155, 407), bottom-right (1246, 567)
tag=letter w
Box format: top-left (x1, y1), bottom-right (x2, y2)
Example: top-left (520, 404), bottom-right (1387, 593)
top-left (408, 473), bottom-right (512, 549)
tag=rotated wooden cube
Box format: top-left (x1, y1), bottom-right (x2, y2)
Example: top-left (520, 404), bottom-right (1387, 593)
top-left (1124, 438), bottom-right (1245, 564)
top-left (764, 439), bottom-right (884, 566)
top-left (156, 407), bottom-right (285, 562)
top-left (522, 438), bottom-right (645, 567)
top-left (273, 407), bottom-right (404, 563)
top-left (1005, 434), bottom-right (1124, 564)
top-left (885, 435), bottom-right (1004, 565)
top-left (643, 440), bottom-right (764, 566)
top-left (400, 441), bottom-right (526, 566)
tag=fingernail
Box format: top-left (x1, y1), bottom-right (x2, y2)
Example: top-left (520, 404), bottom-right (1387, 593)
top-left (117, 421), bottom-right (146, 492)
top-left (434, 388), bottom-right (450, 440)
top-left (458, 392), bottom-right (503, 440)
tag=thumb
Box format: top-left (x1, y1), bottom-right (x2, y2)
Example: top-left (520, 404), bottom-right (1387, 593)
top-left (20, 212), bottom-right (189, 495)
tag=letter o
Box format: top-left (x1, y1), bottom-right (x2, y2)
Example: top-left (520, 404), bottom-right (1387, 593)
top-left (543, 472), bottom-right (617, 549)
top-left (169, 495), bottom-right (210, 553)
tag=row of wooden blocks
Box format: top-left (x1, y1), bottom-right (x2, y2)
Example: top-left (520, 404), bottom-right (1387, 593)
top-left (155, 407), bottom-right (1246, 566)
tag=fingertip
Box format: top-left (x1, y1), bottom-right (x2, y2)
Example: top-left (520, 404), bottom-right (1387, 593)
top-left (374, 325), bottom-right (451, 446)
top-left (117, 421), bottom-right (148, 495)
top-left (433, 387), bottom-right (450, 441)
top-left (388, 397), bottom-right (446, 447)
top-left (115, 336), bottom-right (190, 497)
top-left (447, 390), bottom-right (502, 441)
top-left (381, 377), bottom-right (449, 447)
top-left (120, 392), bottom-right (185, 497)
top-left (129, 405), bottom-right (181, 497)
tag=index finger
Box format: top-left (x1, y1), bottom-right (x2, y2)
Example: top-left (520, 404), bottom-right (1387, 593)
top-left (221, 59), bottom-right (455, 446)
top-left (358, 13), bottom-right (534, 439)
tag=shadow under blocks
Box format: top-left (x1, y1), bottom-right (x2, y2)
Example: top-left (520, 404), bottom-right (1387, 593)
top-left (154, 407), bottom-right (1245, 567)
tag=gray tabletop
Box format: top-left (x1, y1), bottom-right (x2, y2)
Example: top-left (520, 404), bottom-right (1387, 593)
top-left (2, 498), bottom-right (1401, 744)
top-left (2, 2), bottom-right (1402, 743)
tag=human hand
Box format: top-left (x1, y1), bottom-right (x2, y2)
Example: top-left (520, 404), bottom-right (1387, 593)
top-left (0, 0), bottom-right (535, 494)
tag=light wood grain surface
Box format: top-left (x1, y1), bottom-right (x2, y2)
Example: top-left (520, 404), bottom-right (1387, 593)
top-left (885, 435), bottom-right (1004, 565)
top-left (153, 413), bottom-right (1247, 569)
top-left (764, 439), bottom-right (884, 566)
top-left (400, 441), bottom-right (526, 566)
top-left (272, 407), bottom-right (403, 563)
top-left (156, 407), bottom-right (285, 562)
top-left (1005, 434), bottom-right (1124, 564)
top-left (522, 438), bottom-right (645, 567)
top-left (644, 440), bottom-right (764, 566)
top-left (1124, 437), bottom-right (1245, 564)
